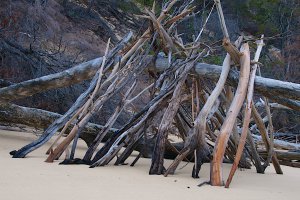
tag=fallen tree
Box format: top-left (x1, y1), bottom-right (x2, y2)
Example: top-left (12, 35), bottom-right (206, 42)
top-left (259, 150), bottom-right (300, 161)
top-left (0, 58), bottom-right (299, 110)
top-left (0, 103), bottom-right (116, 146)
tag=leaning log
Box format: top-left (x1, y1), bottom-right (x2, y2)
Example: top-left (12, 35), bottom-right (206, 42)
top-left (0, 57), bottom-right (299, 110)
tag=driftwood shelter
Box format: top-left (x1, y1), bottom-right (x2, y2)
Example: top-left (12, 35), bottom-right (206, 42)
top-left (1, 0), bottom-right (300, 188)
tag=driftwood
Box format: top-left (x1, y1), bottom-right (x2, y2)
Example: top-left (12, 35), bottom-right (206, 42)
top-left (1, 102), bottom-right (298, 165)
top-left (225, 37), bottom-right (264, 188)
top-left (149, 60), bottom-right (196, 175)
top-left (0, 102), bottom-right (184, 159)
top-left (278, 161), bottom-right (300, 168)
top-left (252, 135), bottom-right (300, 151)
top-left (210, 43), bottom-right (251, 186)
top-left (251, 104), bottom-right (283, 174)
top-left (259, 151), bottom-right (300, 161)
top-left (164, 53), bottom-right (232, 178)
top-left (0, 57), bottom-right (299, 110)
top-left (0, 103), bottom-right (116, 146)
top-left (4, 0), bottom-right (298, 189)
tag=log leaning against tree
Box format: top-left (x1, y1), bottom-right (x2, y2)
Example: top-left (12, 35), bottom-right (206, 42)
top-left (0, 57), bottom-right (299, 111)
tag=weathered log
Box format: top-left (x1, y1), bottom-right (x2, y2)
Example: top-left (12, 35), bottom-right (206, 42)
top-left (0, 57), bottom-right (299, 110)
top-left (252, 135), bottom-right (300, 151)
top-left (279, 160), bottom-right (300, 168)
top-left (0, 57), bottom-right (103, 101)
top-left (259, 151), bottom-right (300, 161)
top-left (0, 103), bottom-right (172, 159)
top-left (0, 103), bottom-right (116, 146)
top-left (278, 161), bottom-right (300, 168)
top-left (157, 64), bottom-right (298, 107)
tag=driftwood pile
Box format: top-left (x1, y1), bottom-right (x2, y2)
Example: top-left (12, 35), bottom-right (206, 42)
top-left (2, 0), bottom-right (300, 188)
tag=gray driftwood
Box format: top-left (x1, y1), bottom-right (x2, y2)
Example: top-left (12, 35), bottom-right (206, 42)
top-left (0, 57), bottom-right (299, 111)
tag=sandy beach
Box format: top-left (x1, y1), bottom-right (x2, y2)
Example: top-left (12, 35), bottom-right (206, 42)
top-left (0, 130), bottom-right (299, 200)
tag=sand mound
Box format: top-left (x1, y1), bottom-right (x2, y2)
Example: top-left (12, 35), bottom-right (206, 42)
top-left (0, 130), bottom-right (299, 200)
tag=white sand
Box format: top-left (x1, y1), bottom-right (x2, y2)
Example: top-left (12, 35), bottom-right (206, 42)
top-left (0, 130), bottom-right (299, 200)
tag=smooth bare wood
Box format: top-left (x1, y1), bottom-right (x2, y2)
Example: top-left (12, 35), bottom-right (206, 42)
top-left (210, 43), bottom-right (251, 186)
top-left (225, 37), bottom-right (264, 188)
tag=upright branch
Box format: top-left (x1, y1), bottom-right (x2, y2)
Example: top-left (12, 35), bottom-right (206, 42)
top-left (214, 0), bottom-right (229, 39)
top-left (210, 43), bottom-right (251, 186)
top-left (225, 36), bottom-right (265, 188)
